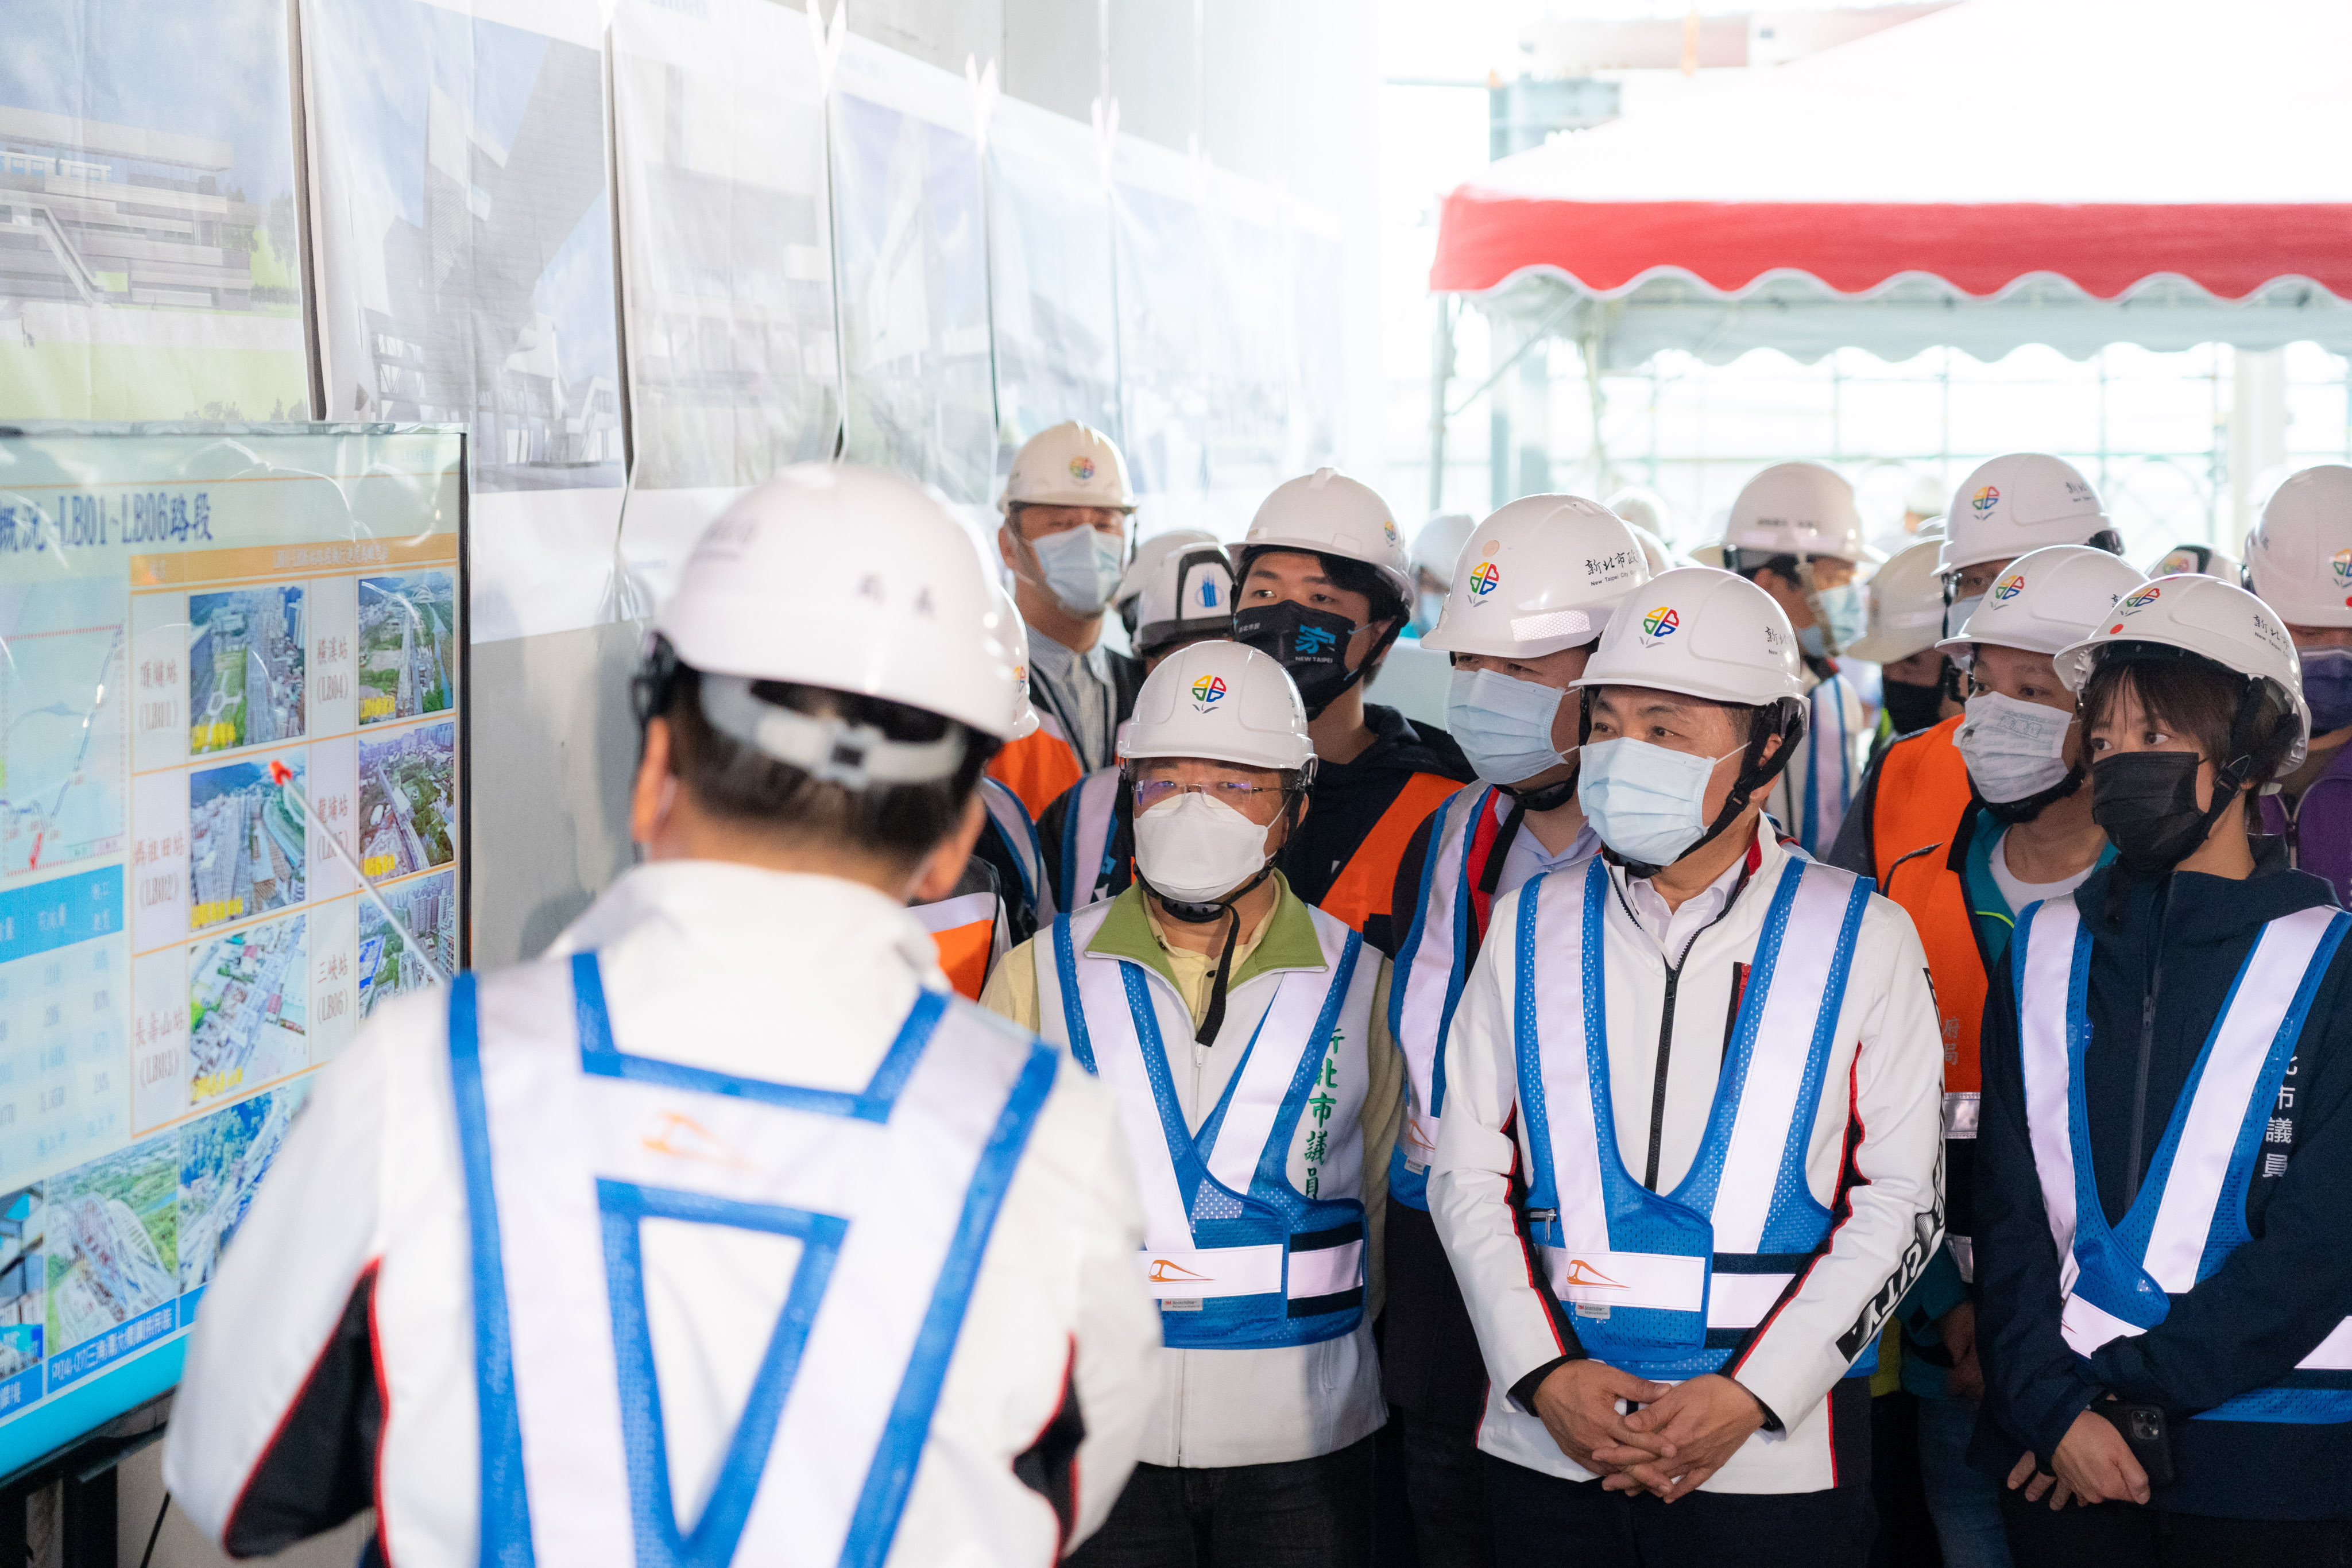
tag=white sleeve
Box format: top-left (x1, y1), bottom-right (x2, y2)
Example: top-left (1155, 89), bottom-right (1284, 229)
top-left (162, 993), bottom-right (430, 1546)
top-left (1428, 890), bottom-right (1569, 1403)
top-left (1058, 1074), bottom-right (1160, 1551)
top-left (1727, 900), bottom-right (1945, 1424)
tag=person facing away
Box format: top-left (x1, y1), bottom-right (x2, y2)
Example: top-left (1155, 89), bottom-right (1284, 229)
top-left (163, 465), bottom-right (1162, 1567)
top-left (983, 638), bottom-right (1406, 1568)
top-left (1432, 565), bottom-right (1945, 1568)
top-left (2247, 463), bottom-right (2352, 905)
top-left (1971, 572), bottom-right (2352, 1566)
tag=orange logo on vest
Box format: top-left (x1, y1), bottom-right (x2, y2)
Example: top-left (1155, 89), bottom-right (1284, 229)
top-left (1560, 1258), bottom-right (1626, 1289)
top-left (642, 1110), bottom-right (754, 1171)
top-left (1147, 1257), bottom-right (1212, 1284)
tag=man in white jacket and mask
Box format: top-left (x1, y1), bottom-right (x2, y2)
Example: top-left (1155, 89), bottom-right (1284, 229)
top-left (163, 466), bottom-right (1162, 1567)
top-left (982, 639), bottom-right (1406, 1567)
top-left (1431, 566), bottom-right (1944, 1567)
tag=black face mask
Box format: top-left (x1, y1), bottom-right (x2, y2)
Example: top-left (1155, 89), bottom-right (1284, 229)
top-left (1881, 677), bottom-right (1946, 738)
top-left (1233, 602), bottom-right (1364, 718)
top-left (2090, 751), bottom-right (2211, 870)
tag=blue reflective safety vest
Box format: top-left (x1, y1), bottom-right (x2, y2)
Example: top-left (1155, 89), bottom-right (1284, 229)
top-left (2015, 894), bottom-right (2352, 1423)
top-left (1515, 855), bottom-right (1879, 1382)
top-left (1387, 784), bottom-right (1498, 1211)
top-left (1037, 896), bottom-right (1378, 1350)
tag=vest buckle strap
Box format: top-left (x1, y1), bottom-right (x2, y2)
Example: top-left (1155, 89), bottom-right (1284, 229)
top-left (1542, 1248), bottom-right (1705, 1313)
top-left (1286, 1236), bottom-right (1364, 1302)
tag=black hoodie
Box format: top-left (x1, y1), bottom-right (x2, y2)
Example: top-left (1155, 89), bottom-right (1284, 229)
top-left (1972, 842), bottom-right (2352, 1520)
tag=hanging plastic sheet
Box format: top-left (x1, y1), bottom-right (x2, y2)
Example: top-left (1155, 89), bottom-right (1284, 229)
top-left (1286, 198), bottom-right (1348, 477)
top-left (986, 95), bottom-right (1117, 477)
top-left (0, 0), bottom-right (311, 421)
top-left (1204, 168), bottom-right (1292, 503)
top-left (829, 36), bottom-right (995, 506)
top-left (1112, 136), bottom-right (1211, 509)
top-left (609, 0), bottom-right (839, 607)
top-left (303, 0), bottom-right (623, 643)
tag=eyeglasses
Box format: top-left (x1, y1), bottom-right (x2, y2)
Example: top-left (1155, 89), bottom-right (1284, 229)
top-left (1131, 778), bottom-right (1287, 811)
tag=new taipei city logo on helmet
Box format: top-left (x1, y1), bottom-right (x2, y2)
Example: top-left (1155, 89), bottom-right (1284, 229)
top-left (1468, 560), bottom-right (1500, 599)
top-left (1642, 605), bottom-right (1680, 637)
top-left (1069, 455), bottom-right (1096, 482)
top-left (2122, 586), bottom-right (2163, 610)
top-left (1191, 674), bottom-right (1227, 710)
top-left (1993, 572), bottom-right (2025, 601)
top-left (1972, 485), bottom-right (2001, 516)
top-left (2334, 546), bottom-right (2352, 588)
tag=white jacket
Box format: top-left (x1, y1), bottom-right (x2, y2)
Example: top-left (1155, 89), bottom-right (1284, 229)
top-left (1430, 826), bottom-right (1943, 1495)
top-left (163, 862), bottom-right (1161, 1566)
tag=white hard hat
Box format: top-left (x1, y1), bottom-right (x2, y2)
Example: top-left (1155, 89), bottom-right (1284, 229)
top-left (1937, 544), bottom-right (2146, 668)
top-left (1722, 462), bottom-right (1879, 565)
top-left (1238, 467), bottom-right (1415, 607)
top-left (1572, 566), bottom-right (1808, 708)
top-left (1846, 537), bottom-right (1948, 664)
top-left (997, 586), bottom-right (1041, 741)
top-left (1132, 542), bottom-right (1235, 658)
top-left (2246, 463), bottom-right (2352, 627)
top-left (1604, 485), bottom-right (1673, 545)
top-left (1421, 495), bottom-right (1651, 660)
top-left (2054, 574), bottom-right (2310, 776)
top-left (1624, 521), bottom-right (1678, 576)
top-left (1120, 640), bottom-right (1315, 774)
top-left (1116, 527), bottom-right (1221, 609)
top-left (660, 464), bottom-right (1016, 740)
top-left (1000, 421), bottom-right (1136, 514)
top-left (2149, 541), bottom-right (2243, 584)
top-left (1902, 469), bottom-right (1948, 518)
top-left (1410, 513), bottom-right (1477, 583)
top-left (1939, 454), bottom-right (2116, 575)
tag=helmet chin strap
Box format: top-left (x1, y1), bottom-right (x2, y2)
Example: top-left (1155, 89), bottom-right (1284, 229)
top-left (1503, 765), bottom-right (1579, 814)
top-left (1303, 618), bottom-right (1405, 721)
top-left (1585, 691), bottom-right (1805, 881)
top-left (1978, 760), bottom-right (2086, 826)
top-left (1135, 865), bottom-right (1276, 1047)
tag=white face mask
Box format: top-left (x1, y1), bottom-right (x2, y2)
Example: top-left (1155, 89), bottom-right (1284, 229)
top-left (1448, 667), bottom-right (1569, 788)
top-left (1132, 790), bottom-right (1274, 904)
top-left (1028, 526), bottom-right (1126, 616)
top-left (1954, 690), bottom-right (2075, 803)
top-left (1577, 736), bottom-right (1740, 869)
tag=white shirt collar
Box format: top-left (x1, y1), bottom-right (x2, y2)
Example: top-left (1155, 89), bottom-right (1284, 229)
top-left (1614, 821), bottom-right (1774, 966)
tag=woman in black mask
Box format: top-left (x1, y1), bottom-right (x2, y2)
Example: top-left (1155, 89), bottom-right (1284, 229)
top-left (1971, 573), bottom-right (2352, 1566)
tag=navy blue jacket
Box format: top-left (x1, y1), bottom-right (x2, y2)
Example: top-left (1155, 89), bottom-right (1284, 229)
top-left (1971, 844), bottom-right (2352, 1520)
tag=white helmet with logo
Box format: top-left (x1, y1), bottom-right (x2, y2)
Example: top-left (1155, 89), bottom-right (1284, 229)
top-left (1120, 640), bottom-right (1315, 775)
top-left (1572, 566), bottom-right (1807, 708)
top-left (1937, 545), bottom-right (2146, 667)
top-left (1411, 513), bottom-right (1477, 585)
top-left (1239, 467), bottom-right (1415, 607)
top-left (1000, 421), bottom-right (1136, 514)
top-left (1116, 528), bottom-right (1221, 610)
top-left (1131, 541), bottom-right (1236, 658)
top-left (1722, 462), bottom-right (1879, 567)
top-left (2055, 574), bottom-right (2310, 776)
top-left (1625, 521), bottom-right (1680, 576)
top-left (1422, 495), bottom-right (1651, 660)
top-left (2151, 541), bottom-right (2242, 584)
top-left (1846, 538), bottom-right (1949, 664)
top-left (2247, 463), bottom-right (2352, 628)
top-left (997, 586), bottom-right (1041, 741)
top-left (1939, 453), bottom-right (2118, 575)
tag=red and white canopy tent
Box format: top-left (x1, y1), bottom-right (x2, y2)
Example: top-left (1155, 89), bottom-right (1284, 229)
top-left (1430, 0), bottom-right (2352, 375)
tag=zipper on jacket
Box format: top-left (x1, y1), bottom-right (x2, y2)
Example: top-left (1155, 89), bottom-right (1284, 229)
top-left (2121, 876), bottom-right (2172, 1210)
top-left (1645, 960), bottom-right (1684, 1190)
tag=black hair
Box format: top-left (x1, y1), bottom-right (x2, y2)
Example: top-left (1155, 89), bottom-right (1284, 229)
top-left (1236, 545), bottom-right (1409, 628)
top-left (641, 649), bottom-right (1000, 872)
top-left (2077, 647), bottom-right (2298, 783)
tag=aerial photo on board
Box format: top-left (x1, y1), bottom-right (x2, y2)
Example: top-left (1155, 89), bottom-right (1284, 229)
top-left (177, 1082), bottom-right (307, 1292)
top-left (358, 721), bottom-right (454, 879)
top-left (188, 585), bottom-right (305, 756)
top-left (358, 868), bottom-right (454, 1017)
top-left (189, 754), bottom-right (305, 931)
top-left (0, 1186), bottom-right (42, 1335)
top-left (46, 1136), bottom-right (175, 1354)
top-left (357, 572), bottom-right (455, 724)
top-left (186, 914), bottom-right (307, 1106)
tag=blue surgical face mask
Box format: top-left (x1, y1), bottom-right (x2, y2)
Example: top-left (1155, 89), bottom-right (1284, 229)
top-left (1448, 668), bottom-right (1569, 787)
top-left (1576, 735), bottom-right (1737, 869)
top-left (2303, 645), bottom-right (2352, 734)
top-left (1028, 525), bottom-right (1126, 616)
top-left (1798, 580), bottom-right (1866, 659)
top-left (1944, 592), bottom-right (1985, 641)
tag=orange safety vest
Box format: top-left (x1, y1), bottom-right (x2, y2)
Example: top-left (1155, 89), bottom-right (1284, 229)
top-left (1872, 715), bottom-right (1982, 1091)
top-left (912, 888), bottom-right (1002, 1001)
top-left (987, 714), bottom-right (1086, 821)
top-left (1318, 773), bottom-right (1468, 936)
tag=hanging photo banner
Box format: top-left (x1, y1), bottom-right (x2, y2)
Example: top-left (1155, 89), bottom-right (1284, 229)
top-left (0, 423), bottom-right (466, 1477)
top-left (1112, 135), bottom-right (1211, 508)
top-left (1286, 196), bottom-right (1348, 477)
top-left (0, 0), bottom-right (311, 422)
top-left (986, 95), bottom-right (1117, 479)
top-left (1204, 167), bottom-right (1293, 502)
top-left (303, 0), bottom-right (623, 644)
top-left (829, 35), bottom-right (996, 506)
top-left (609, 0), bottom-right (839, 607)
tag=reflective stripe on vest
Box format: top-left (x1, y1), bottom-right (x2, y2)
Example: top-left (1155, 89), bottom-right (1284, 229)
top-left (1318, 772), bottom-right (1466, 935)
top-left (912, 889), bottom-right (1002, 1001)
top-left (980, 775), bottom-right (1052, 924)
top-left (1517, 856), bottom-right (1874, 1381)
top-left (448, 954), bottom-right (1055, 1567)
top-left (1385, 784), bottom-right (1495, 1211)
top-left (987, 714), bottom-right (1085, 820)
top-left (1057, 767), bottom-right (1123, 913)
top-left (1040, 899), bottom-right (1377, 1350)
top-left (2017, 896), bottom-right (2352, 1423)
top-left (1796, 669), bottom-right (1858, 855)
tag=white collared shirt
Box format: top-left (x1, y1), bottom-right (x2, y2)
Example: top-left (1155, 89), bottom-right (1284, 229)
top-left (1617, 843), bottom-right (1749, 966)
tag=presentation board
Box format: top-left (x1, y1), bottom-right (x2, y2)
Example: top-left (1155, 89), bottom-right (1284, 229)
top-left (0, 423), bottom-right (465, 1477)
